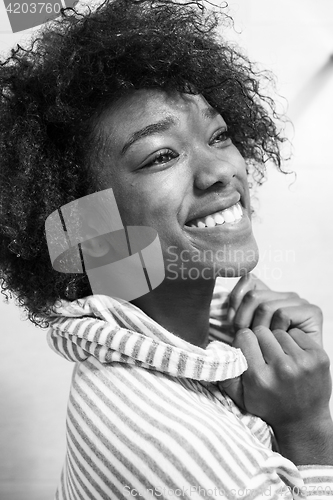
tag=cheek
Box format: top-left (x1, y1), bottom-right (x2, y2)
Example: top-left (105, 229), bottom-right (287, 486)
top-left (101, 164), bottom-right (185, 227)
top-left (114, 188), bottom-right (173, 228)
top-left (226, 146), bottom-right (247, 173)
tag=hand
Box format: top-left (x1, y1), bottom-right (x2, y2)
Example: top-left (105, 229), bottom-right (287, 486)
top-left (228, 273), bottom-right (323, 346)
top-left (220, 326), bottom-right (332, 430)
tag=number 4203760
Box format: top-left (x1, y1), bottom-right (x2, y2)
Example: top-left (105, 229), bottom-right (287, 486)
top-left (5, 3), bottom-right (61, 14)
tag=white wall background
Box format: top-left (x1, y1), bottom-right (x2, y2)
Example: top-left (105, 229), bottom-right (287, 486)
top-left (0, 1), bottom-right (333, 498)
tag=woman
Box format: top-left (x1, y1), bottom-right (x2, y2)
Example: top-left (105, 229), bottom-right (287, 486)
top-left (0, 1), bottom-right (332, 498)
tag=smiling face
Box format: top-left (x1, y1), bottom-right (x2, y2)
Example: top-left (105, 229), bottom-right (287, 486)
top-left (93, 89), bottom-right (259, 281)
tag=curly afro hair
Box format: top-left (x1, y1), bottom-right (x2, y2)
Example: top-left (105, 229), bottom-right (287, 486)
top-left (0, 0), bottom-right (288, 328)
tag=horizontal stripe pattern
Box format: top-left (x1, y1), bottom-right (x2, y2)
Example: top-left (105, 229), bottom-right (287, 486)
top-left (48, 278), bottom-right (333, 499)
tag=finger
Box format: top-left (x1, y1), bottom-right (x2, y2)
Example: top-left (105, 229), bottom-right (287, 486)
top-left (271, 328), bottom-right (303, 356)
top-left (270, 304), bottom-right (320, 337)
top-left (251, 325), bottom-right (286, 364)
top-left (234, 292), bottom-right (301, 330)
top-left (287, 328), bottom-right (321, 351)
top-left (233, 328), bottom-right (267, 369)
top-left (251, 298), bottom-right (307, 330)
top-left (228, 274), bottom-right (269, 322)
top-left (218, 377), bottom-right (244, 409)
top-left (228, 274), bottom-right (252, 322)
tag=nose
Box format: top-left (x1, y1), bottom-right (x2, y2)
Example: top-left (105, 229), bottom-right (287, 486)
top-left (193, 150), bottom-right (237, 191)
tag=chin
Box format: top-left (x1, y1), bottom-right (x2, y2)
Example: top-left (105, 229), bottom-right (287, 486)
top-left (217, 239), bottom-right (259, 277)
top-left (163, 235), bottom-right (259, 281)
top-left (220, 259), bottom-right (258, 278)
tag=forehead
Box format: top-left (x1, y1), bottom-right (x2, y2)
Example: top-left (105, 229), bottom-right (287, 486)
top-left (97, 90), bottom-right (215, 142)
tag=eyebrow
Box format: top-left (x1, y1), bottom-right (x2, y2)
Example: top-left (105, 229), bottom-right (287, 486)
top-left (120, 117), bottom-right (177, 156)
top-left (201, 107), bottom-right (220, 120)
top-left (119, 106), bottom-right (221, 156)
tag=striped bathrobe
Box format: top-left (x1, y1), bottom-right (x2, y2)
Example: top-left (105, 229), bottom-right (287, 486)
top-left (48, 279), bottom-right (333, 499)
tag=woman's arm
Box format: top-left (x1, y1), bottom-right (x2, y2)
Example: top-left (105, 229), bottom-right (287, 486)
top-left (275, 413), bottom-right (333, 466)
top-left (221, 274), bottom-right (333, 465)
top-left (221, 325), bottom-right (333, 465)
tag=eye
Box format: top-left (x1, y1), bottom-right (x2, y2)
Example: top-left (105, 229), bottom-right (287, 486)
top-left (141, 149), bottom-right (178, 169)
top-left (210, 128), bottom-right (231, 147)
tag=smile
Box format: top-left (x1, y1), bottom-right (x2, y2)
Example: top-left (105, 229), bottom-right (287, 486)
top-left (186, 202), bottom-right (243, 228)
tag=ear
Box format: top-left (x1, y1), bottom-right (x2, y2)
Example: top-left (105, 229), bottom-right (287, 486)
top-left (78, 208), bottom-right (111, 259)
top-left (81, 233), bottom-right (110, 258)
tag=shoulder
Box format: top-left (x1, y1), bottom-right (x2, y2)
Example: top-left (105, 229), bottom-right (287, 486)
top-left (69, 358), bottom-right (271, 449)
top-left (62, 359), bottom-right (299, 499)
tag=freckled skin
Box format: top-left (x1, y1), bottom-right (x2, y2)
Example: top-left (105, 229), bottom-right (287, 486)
top-left (93, 89), bottom-right (259, 346)
top-left (96, 89), bottom-right (258, 276)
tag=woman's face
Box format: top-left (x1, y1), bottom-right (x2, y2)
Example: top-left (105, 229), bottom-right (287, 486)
top-left (94, 89), bottom-right (258, 280)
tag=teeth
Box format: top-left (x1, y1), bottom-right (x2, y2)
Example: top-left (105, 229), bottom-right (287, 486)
top-left (189, 202), bottom-right (243, 228)
top-left (204, 215), bottom-right (216, 228)
top-left (213, 213), bottom-right (225, 225)
top-left (234, 203), bottom-right (243, 220)
top-left (222, 208), bottom-right (236, 223)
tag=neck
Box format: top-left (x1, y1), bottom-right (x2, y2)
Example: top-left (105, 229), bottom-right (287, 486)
top-left (131, 278), bottom-right (216, 348)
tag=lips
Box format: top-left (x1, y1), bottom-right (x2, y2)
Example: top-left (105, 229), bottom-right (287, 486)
top-left (186, 202), bottom-right (243, 228)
